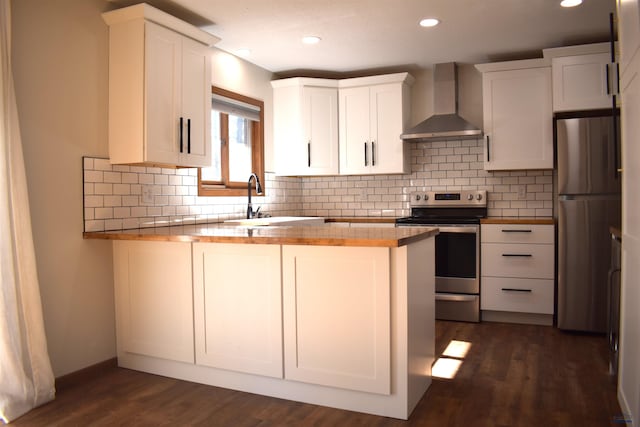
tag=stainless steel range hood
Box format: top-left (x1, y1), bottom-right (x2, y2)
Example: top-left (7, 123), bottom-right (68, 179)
top-left (401, 62), bottom-right (482, 142)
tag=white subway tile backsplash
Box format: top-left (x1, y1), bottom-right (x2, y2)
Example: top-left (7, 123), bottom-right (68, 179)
top-left (83, 141), bottom-right (554, 231)
top-left (82, 157), bottom-right (303, 232)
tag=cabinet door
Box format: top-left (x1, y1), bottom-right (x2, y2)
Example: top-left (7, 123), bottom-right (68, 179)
top-left (369, 84), bottom-right (407, 174)
top-left (339, 86), bottom-right (371, 174)
top-left (482, 67), bottom-right (553, 170)
top-left (303, 86), bottom-right (339, 175)
top-left (282, 245), bottom-right (391, 395)
top-left (552, 53), bottom-right (612, 112)
top-left (618, 0), bottom-right (640, 77)
top-left (273, 85), bottom-right (305, 175)
top-left (180, 36), bottom-right (212, 167)
top-left (192, 243), bottom-right (283, 378)
top-left (145, 22), bottom-right (182, 165)
top-left (113, 241), bottom-right (194, 363)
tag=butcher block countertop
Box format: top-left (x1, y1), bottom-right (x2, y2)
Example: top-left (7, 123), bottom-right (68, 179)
top-left (83, 223), bottom-right (438, 247)
top-left (481, 217), bottom-right (556, 225)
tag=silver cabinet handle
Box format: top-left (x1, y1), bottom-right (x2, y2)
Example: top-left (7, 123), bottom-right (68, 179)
top-left (501, 288), bottom-right (532, 293)
top-left (371, 140), bottom-right (376, 166)
top-left (307, 141), bottom-right (311, 167)
top-left (486, 135), bottom-right (490, 162)
top-left (179, 117), bottom-right (184, 153)
top-left (501, 229), bottom-right (532, 233)
top-left (502, 254), bottom-right (532, 257)
top-left (364, 141), bottom-right (368, 166)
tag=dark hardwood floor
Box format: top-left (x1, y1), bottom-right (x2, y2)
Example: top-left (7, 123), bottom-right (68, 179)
top-left (10, 321), bottom-right (623, 427)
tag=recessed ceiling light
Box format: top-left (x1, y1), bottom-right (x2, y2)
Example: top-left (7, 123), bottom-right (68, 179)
top-left (419, 18), bottom-right (440, 28)
top-left (302, 36), bottom-right (321, 45)
top-left (235, 49), bottom-right (251, 57)
top-left (560, 0), bottom-right (582, 7)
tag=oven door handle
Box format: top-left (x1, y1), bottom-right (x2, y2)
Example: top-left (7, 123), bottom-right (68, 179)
top-left (435, 226), bottom-right (478, 234)
top-left (436, 293), bottom-right (478, 302)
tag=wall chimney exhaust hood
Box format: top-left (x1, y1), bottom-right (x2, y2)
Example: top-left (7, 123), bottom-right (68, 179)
top-left (401, 62), bottom-right (482, 142)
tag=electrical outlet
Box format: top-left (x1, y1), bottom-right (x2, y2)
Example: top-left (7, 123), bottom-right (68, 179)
top-left (517, 185), bottom-right (527, 200)
top-left (141, 185), bottom-right (154, 205)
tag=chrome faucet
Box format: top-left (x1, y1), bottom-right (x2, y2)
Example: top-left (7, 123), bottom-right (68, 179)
top-left (247, 173), bottom-right (263, 219)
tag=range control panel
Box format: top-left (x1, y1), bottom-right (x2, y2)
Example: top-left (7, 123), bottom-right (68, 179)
top-left (409, 190), bottom-right (487, 208)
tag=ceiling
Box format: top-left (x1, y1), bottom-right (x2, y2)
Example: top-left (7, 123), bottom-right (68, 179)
top-left (110, 0), bottom-right (616, 75)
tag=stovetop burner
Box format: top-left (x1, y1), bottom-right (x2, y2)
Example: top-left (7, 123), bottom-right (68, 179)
top-left (396, 190), bottom-right (487, 225)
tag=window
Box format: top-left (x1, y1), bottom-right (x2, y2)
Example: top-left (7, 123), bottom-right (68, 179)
top-left (198, 86), bottom-right (265, 196)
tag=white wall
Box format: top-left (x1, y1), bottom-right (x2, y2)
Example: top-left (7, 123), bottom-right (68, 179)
top-left (11, 0), bottom-right (277, 377)
top-left (619, 35), bottom-right (640, 427)
top-left (210, 50), bottom-right (275, 172)
top-left (12, 0), bottom-right (115, 376)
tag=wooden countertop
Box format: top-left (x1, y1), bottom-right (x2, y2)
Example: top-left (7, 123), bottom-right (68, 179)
top-left (481, 217), bottom-right (556, 225)
top-left (83, 223), bottom-right (438, 248)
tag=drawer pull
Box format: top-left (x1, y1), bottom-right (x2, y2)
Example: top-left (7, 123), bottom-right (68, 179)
top-left (501, 288), bottom-right (532, 293)
top-left (502, 253), bottom-right (532, 257)
top-left (501, 229), bottom-right (532, 233)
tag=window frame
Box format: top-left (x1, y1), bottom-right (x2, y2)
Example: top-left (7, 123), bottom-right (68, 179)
top-left (198, 86), bottom-right (265, 197)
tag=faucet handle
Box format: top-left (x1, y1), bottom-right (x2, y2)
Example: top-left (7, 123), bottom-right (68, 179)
top-left (254, 206), bottom-right (261, 217)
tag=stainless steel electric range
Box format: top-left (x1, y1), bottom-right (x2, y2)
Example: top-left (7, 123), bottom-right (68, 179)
top-left (396, 190), bottom-right (487, 322)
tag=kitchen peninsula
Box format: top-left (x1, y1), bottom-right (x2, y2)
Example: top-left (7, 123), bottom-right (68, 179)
top-left (84, 224), bottom-right (438, 419)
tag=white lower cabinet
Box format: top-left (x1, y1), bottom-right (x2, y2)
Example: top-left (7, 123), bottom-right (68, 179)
top-left (192, 243), bottom-right (283, 378)
top-left (113, 240), bottom-right (194, 363)
top-left (111, 237), bottom-right (434, 419)
top-left (481, 224), bottom-right (555, 321)
top-left (481, 277), bottom-right (554, 315)
top-left (282, 245), bottom-right (391, 395)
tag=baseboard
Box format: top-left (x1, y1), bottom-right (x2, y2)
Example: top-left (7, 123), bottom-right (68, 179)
top-left (55, 358), bottom-right (118, 392)
top-left (617, 387), bottom-right (635, 427)
top-left (481, 310), bottom-right (553, 326)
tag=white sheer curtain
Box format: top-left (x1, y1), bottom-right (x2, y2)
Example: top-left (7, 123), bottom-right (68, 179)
top-left (0, 0), bottom-right (55, 423)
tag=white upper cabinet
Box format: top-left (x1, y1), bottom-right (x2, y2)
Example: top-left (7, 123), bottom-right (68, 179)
top-left (476, 59), bottom-right (554, 171)
top-left (271, 78), bottom-right (339, 176)
top-left (543, 43), bottom-right (613, 112)
top-left (339, 74), bottom-right (413, 175)
top-left (617, 0), bottom-right (640, 77)
top-left (272, 73), bottom-right (413, 176)
top-left (103, 4), bottom-right (219, 167)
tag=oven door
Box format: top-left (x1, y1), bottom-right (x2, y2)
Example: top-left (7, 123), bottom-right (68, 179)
top-left (434, 225), bottom-right (479, 294)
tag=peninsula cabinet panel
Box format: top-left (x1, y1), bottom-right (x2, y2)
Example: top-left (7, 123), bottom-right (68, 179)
top-left (282, 245), bottom-right (391, 395)
top-left (113, 240), bottom-right (194, 364)
top-left (192, 243), bottom-right (283, 378)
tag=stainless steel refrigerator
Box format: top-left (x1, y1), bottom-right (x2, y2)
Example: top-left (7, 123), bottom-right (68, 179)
top-left (557, 115), bottom-right (621, 333)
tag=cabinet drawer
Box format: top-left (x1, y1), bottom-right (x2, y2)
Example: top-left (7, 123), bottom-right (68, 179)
top-left (481, 243), bottom-right (554, 279)
top-left (481, 224), bottom-right (554, 244)
top-left (481, 277), bottom-right (554, 314)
